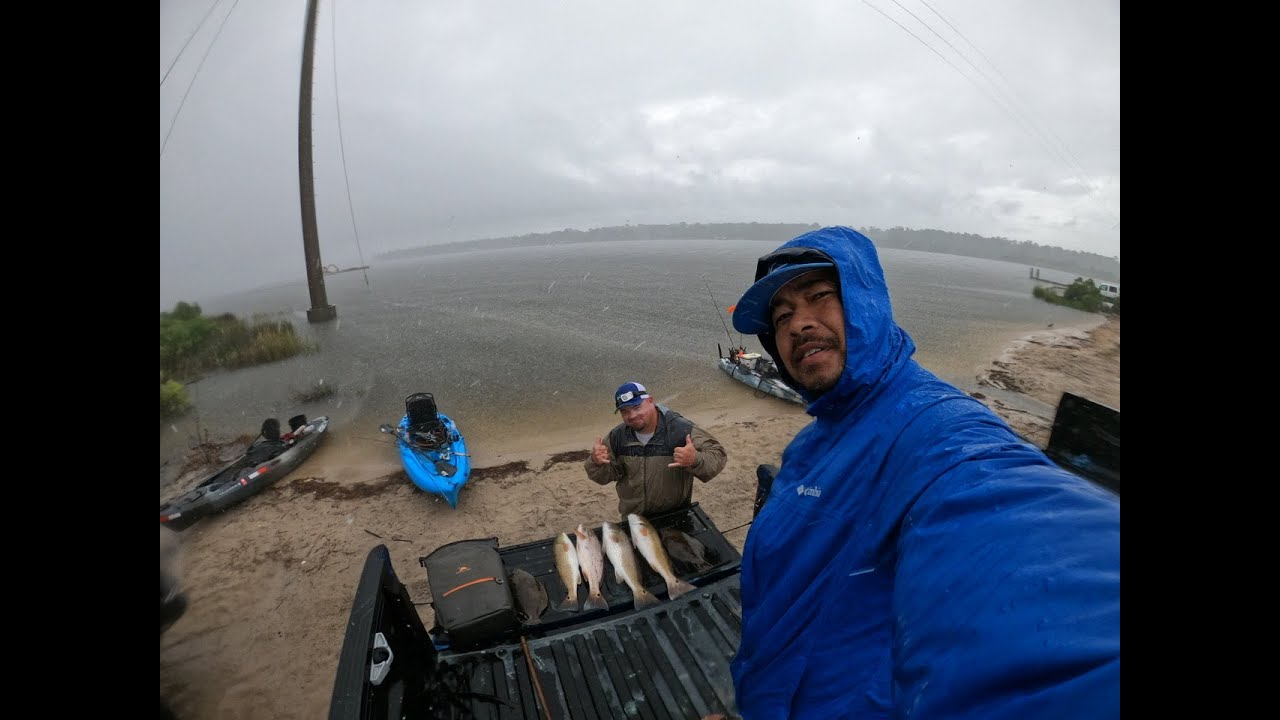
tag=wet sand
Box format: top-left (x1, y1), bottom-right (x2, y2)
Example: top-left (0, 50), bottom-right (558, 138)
top-left (160, 315), bottom-right (1119, 720)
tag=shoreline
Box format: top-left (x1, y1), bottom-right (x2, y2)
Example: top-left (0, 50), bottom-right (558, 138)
top-left (160, 314), bottom-right (1120, 720)
top-left (973, 314), bottom-right (1119, 447)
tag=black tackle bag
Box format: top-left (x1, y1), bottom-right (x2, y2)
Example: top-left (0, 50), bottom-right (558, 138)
top-left (423, 537), bottom-right (519, 650)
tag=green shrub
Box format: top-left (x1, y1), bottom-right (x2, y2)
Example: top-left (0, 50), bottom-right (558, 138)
top-left (160, 303), bottom-right (218, 377)
top-left (160, 380), bottom-right (191, 419)
top-left (216, 321), bottom-right (317, 369)
top-left (170, 301), bottom-right (204, 321)
top-left (160, 302), bottom-right (317, 378)
top-left (1033, 278), bottom-right (1107, 313)
top-left (1061, 278), bottom-right (1104, 312)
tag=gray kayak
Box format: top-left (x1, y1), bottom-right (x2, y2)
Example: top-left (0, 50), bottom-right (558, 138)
top-left (717, 356), bottom-right (806, 405)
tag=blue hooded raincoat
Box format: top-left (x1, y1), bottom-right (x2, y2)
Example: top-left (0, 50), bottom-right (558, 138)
top-left (729, 227), bottom-right (1120, 719)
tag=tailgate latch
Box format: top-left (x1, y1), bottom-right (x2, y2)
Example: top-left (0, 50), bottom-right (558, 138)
top-left (370, 632), bottom-right (394, 686)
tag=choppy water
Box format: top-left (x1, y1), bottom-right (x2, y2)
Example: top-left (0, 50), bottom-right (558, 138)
top-left (160, 239), bottom-right (1096, 476)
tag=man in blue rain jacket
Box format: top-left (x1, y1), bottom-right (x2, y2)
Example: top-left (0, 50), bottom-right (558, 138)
top-left (728, 226), bottom-right (1119, 718)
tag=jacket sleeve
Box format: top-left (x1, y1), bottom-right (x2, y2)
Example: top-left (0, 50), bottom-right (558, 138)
top-left (889, 417), bottom-right (1120, 719)
top-left (584, 432), bottom-right (624, 485)
top-left (689, 425), bottom-right (728, 482)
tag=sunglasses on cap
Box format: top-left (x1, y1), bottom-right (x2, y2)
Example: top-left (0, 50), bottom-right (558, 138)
top-left (754, 246), bottom-right (837, 281)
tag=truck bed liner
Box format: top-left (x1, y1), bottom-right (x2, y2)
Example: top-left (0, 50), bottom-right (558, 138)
top-left (443, 573), bottom-right (742, 719)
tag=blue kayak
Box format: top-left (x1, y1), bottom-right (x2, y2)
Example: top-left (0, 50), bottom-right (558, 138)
top-left (386, 393), bottom-right (471, 508)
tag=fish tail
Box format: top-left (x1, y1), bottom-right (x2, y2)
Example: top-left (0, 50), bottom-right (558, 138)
top-left (584, 591), bottom-right (609, 611)
top-left (558, 595), bottom-right (579, 612)
top-left (666, 578), bottom-right (698, 601)
top-left (632, 588), bottom-right (662, 608)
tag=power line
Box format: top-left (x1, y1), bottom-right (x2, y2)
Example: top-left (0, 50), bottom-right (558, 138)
top-left (913, 0), bottom-right (1119, 226)
top-left (330, 0), bottom-right (371, 291)
top-left (861, 1), bottom-right (1039, 144)
top-left (160, 0), bottom-right (224, 88)
top-left (891, 0), bottom-right (1073, 173)
top-left (160, 0), bottom-right (243, 159)
top-left (865, 0), bottom-right (1119, 228)
top-left (922, 0), bottom-right (1099, 188)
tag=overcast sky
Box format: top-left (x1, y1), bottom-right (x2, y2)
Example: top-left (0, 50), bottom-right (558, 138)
top-left (159, 0), bottom-right (1120, 308)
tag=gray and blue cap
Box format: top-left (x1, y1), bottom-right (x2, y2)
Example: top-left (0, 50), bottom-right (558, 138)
top-left (731, 247), bottom-right (836, 335)
top-left (614, 382), bottom-right (650, 412)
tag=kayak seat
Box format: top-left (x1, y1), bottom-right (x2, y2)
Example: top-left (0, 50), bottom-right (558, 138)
top-left (244, 418), bottom-right (287, 464)
top-left (405, 392), bottom-right (448, 448)
top-left (261, 418), bottom-right (281, 442)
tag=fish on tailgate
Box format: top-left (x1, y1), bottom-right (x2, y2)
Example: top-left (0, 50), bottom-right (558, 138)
top-left (629, 513), bottom-right (698, 600)
top-left (554, 531), bottom-right (581, 612)
top-left (602, 521), bottom-right (660, 609)
top-left (660, 527), bottom-right (713, 573)
top-left (509, 568), bottom-right (548, 624)
top-left (574, 523), bottom-right (610, 611)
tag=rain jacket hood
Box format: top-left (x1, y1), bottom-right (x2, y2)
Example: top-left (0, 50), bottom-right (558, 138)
top-left (751, 226), bottom-right (915, 416)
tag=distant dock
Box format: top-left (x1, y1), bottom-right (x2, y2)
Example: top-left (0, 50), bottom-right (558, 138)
top-left (323, 264), bottom-right (370, 275)
top-left (1028, 267), bottom-right (1068, 288)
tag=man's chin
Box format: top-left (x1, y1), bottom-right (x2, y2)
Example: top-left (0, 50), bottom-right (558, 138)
top-left (798, 372), bottom-right (839, 397)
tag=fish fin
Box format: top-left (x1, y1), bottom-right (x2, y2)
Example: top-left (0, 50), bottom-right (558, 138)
top-left (584, 592), bottom-right (609, 611)
top-left (666, 578), bottom-right (698, 601)
top-left (558, 595), bottom-right (579, 612)
top-left (632, 588), bottom-right (661, 609)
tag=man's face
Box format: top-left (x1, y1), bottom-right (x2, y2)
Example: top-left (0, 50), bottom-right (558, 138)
top-left (618, 398), bottom-right (656, 430)
top-left (770, 269), bottom-right (846, 395)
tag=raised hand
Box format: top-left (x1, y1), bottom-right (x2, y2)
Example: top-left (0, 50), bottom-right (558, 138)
top-left (668, 434), bottom-right (698, 468)
top-left (592, 436), bottom-right (611, 466)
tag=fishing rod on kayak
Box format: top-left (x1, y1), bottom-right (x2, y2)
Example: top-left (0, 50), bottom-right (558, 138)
top-left (702, 274), bottom-right (740, 352)
top-left (378, 424), bottom-right (471, 456)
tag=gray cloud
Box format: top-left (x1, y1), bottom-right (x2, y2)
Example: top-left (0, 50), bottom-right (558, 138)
top-left (160, 0), bottom-right (1120, 307)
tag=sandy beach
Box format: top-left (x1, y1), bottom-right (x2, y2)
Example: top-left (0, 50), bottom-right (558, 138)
top-left (159, 315), bottom-right (1119, 720)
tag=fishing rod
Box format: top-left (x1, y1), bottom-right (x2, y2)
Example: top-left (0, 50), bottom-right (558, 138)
top-left (701, 274), bottom-right (738, 350)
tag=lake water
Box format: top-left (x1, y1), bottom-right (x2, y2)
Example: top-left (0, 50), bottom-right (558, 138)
top-left (159, 239), bottom-right (1096, 478)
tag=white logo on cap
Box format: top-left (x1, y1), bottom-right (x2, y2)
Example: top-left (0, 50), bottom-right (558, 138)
top-left (617, 389), bottom-right (649, 403)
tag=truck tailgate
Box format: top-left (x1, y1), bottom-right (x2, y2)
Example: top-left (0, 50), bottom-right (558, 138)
top-left (330, 504), bottom-right (746, 719)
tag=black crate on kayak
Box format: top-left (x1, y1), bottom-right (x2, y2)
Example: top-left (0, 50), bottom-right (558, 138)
top-left (422, 537), bottom-right (519, 651)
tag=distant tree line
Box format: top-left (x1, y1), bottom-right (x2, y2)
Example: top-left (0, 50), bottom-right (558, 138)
top-left (378, 222), bottom-right (1119, 281)
top-left (860, 226), bottom-right (1119, 282)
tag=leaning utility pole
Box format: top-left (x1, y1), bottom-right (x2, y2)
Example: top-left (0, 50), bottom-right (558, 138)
top-left (299, 0), bottom-right (337, 323)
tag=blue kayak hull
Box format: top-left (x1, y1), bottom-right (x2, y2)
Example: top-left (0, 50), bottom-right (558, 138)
top-left (396, 413), bottom-right (470, 508)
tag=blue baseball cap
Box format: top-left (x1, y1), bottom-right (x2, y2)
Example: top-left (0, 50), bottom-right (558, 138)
top-left (731, 246), bottom-right (836, 335)
top-left (614, 382), bottom-right (650, 412)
